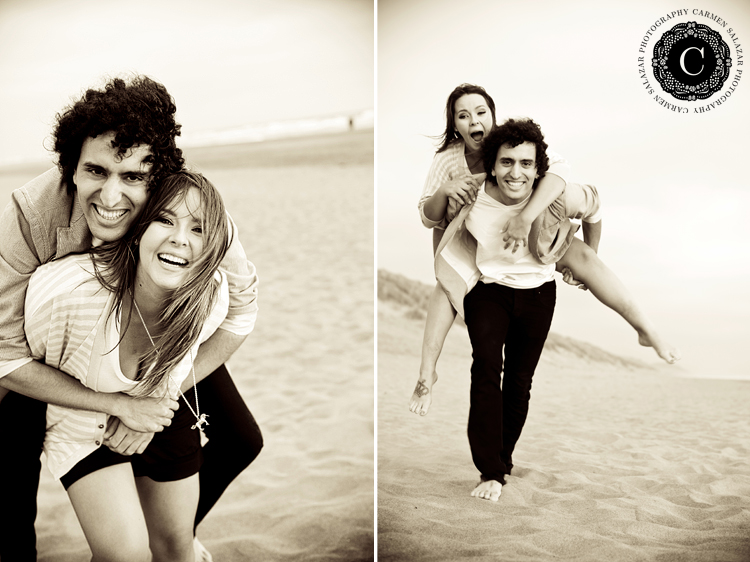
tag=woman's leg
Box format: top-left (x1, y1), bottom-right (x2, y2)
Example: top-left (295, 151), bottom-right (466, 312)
top-left (66, 463), bottom-right (151, 562)
top-left (194, 364), bottom-right (263, 530)
top-left (409, 284), bottom-right (457, 416)
top-left (138, 473), bottom-right (200, 562)
top-left (558, 238), bottom-right (680, 363)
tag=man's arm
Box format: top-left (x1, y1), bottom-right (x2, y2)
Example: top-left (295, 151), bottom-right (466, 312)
top-left (582, 219), bottom-right (602, 253)
top-left (180, 328), bottom-right (247, 393)
top-left (0, 361), bottom-right (177, 432)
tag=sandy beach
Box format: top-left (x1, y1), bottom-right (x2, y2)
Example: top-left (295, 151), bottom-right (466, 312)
top-left (0, 129), bottom-right (375, 561)
top-left (377, 271), bottom-right (750, 562)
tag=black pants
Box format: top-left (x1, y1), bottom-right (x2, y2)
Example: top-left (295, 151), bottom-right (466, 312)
top-left (0, 364), bottom-right (263, 560)
top-left (0, 391), bottom-right (46, 562)
top-left (193, 364), bottom-right (263, 530)
top-left (463, 281), bottom-right (556, 485)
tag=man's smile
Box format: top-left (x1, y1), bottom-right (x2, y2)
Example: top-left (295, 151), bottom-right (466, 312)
top-left (93, 204), bottom-right (128, 221)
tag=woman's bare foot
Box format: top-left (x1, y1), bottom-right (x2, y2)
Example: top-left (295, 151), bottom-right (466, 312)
top-left (471, 479), bottom-right (502, 502)
top-left (409, 371), bottom-right (438, 416)
top-left (637, 330), bottom-right (681, 364)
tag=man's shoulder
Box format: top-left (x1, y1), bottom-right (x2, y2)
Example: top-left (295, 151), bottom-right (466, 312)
top-left (14, 168), bottom-right (72, 214)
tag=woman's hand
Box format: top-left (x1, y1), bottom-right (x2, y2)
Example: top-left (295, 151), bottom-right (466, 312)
top-left (561, 266), bottom-right (588, 291)
top-left (103, 417), bottom-right (155, 455)
top-left (440, 174), bottom-right (481, 207)
top-left (112, 393), bottom-right (178, 432)
top-left (501, 215), bottom-right (532, 254)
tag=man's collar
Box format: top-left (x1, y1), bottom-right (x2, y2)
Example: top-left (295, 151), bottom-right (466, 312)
top-left (56, 191), bottom-right (92, 256)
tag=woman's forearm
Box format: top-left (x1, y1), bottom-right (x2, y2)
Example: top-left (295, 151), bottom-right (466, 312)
top-left (422, 188), bottom-right (449, 223)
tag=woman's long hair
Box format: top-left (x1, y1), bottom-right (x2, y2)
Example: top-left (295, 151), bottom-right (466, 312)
top-left (91, 170), bottom-right (232, 396)
top-left (435, 83), bottom-right (497, 154)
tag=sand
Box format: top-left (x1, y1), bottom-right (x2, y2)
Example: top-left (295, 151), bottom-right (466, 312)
top-left (377, 272), bottom-right (750, 562)
top-left (0, 130), bottom-right (375, 561)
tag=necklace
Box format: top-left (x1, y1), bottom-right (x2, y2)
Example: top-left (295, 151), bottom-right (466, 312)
top-left (130, 292), bottom-right (209, 432)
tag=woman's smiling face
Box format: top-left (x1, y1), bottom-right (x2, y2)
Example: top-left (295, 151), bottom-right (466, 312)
top-left (136, 186), bottom-right (205, 295)
top-left (453, 93), bottom-right (494, 153)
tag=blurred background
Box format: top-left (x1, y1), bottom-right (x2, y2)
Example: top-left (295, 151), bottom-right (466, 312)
top-left (0, 0), bottom-right (373, 165)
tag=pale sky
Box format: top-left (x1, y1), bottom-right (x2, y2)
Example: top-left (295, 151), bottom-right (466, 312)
top-left (378, 0), bottom-right (750, 378)
top-left (0, 0), bottom-right (373, 164)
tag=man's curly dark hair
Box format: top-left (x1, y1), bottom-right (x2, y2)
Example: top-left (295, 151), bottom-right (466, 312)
top-left (53, 76), bottom-right (184, 195)
top-left (482, 118), bottom-right (549, 189)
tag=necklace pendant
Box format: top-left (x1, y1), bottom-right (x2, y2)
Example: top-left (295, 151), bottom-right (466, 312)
top-left (192, 413), bottom-right (209, 431)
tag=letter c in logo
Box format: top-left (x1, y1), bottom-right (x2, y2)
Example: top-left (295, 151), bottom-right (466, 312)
top-left (680, 46), bottom-right (704, 76)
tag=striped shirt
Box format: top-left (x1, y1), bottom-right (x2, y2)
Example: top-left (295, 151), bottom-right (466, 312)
top-left (0, 168), bottom-right (259, 381)
top-left (25, 253), bottom-right (250, 480)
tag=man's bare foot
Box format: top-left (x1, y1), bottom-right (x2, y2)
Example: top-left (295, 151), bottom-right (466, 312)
top-left (637, 330), bottom-right (681, 364)
top-left (471, 479), bottom-right (502, 502)
top-left (409, 371), bottom-right (438, 416)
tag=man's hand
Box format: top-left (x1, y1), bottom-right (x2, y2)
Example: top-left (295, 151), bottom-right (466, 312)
top-left (440, 175), bottom-right (481, 207)
top-left (501, 215), bottom-right (532, 254)
top-left (561, 266), bottom-right (588, 291)
top-left (112, 394), bottom-right (178, 433)
top-left (104, 417), bottom-right (154, 455)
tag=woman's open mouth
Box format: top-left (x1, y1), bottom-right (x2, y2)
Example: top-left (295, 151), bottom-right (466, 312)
top-left (158, 253), bottom-right (189, 267)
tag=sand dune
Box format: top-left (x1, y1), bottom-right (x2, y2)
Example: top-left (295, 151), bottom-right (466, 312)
top-left (0, 130), bottom-right (375, 561)
top-left (377, 271), bottom-right (750, 561)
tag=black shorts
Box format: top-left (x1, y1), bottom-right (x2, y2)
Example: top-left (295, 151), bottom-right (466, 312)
top-left (60, 393), bottom-right (204, 490)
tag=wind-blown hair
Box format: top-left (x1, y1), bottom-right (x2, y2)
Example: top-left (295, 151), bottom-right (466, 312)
top-left (435, 83), bottom-right (497, 154)
top-left (482, 118), bottom-right (550, 189)
top-left (53, 75), bottom-right (184, 195)
top-left (91, 170), bottom-right (231, 397)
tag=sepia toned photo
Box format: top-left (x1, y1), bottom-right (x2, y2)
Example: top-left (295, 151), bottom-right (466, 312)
top-left (0, 1), bottom-right (373, 560)
top-left (378, 0), bottom-right (750, 560)
top-left (2, 0), bottom-right (750, 560)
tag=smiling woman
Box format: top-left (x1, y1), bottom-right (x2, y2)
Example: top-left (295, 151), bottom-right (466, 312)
top-left (22, 169), bottom-right (247, 561)
top-left (139, 185), bottom-right (206, 292)
top-left (91, 170), bottom-right (231, 397)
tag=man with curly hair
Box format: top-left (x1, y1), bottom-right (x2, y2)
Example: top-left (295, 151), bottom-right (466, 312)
top-left (0, 75), bottom-right (262, 561)
top-left (433, 118), bottom-right (602, 502)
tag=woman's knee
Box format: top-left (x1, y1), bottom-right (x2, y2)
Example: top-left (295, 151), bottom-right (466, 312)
top-left (560, 239), bottom-right (602, 276)
top-left (91, 541), bottom-right (150, 562)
